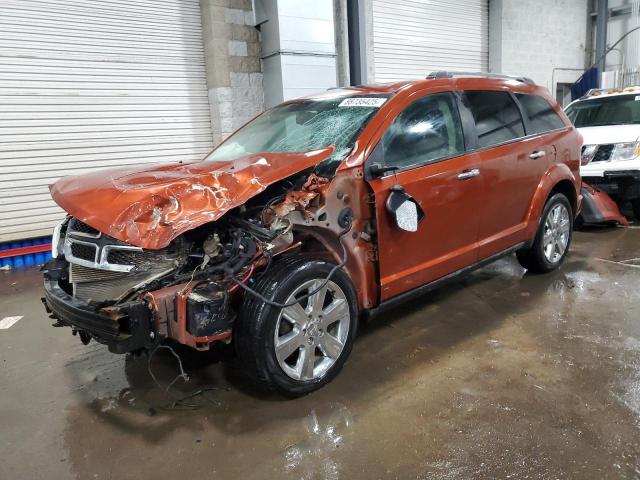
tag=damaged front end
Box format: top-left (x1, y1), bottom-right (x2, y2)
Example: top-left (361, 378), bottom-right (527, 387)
top-left (42, 92), bottom-right (388, 355)
top-left (42, 154), bottom-right (366, 354)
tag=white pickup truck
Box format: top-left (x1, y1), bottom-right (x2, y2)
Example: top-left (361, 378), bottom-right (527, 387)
top-left (565, 87), bottom-right (640, 219)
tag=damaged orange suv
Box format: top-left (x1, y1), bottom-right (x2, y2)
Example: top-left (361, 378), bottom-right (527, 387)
top-left (43, 72), bottom-right (582, 395)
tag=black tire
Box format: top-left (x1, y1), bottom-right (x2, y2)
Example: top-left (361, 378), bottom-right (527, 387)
top-left (517, 193), bottom-right (573, 273)
top-left (234, 256), bottom-right (358, 397)
top-left (631, 199), bottom-right (640, 221)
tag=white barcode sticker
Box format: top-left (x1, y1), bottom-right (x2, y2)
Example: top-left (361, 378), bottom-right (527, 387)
top-left (635, 95), bottom-right (640, 101)
top-left (339, 97), bottom-right (387, 108)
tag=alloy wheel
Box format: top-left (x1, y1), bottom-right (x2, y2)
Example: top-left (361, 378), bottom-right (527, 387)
top-left (274, 279), bottom-right (350, 381)
top-left (542, 203), bottom-right (571, 264)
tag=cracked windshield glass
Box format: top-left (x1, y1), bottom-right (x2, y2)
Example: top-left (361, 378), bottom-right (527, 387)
top-left (205, 95), bottom-right (389, 174)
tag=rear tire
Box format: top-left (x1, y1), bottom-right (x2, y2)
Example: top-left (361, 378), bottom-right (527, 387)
top-left (234, 256), bottom-right (358, 397)
top-left (517, 193), bottom-right (573, 273)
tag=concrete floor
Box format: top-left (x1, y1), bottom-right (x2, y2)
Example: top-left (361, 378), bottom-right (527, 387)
top-left (2, 228), bottom-right (640, 479)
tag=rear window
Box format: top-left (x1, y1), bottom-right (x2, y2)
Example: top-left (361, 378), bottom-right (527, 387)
top-left (565, 95), bottom-right (640, 127)
top-left (516, 94), bottom-right (565, 134)
top-left (463, 91), bottom-right (525, 148)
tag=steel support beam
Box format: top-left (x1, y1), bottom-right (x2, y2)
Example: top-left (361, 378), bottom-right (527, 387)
top-left (595, 0), bottom-right (609, 86)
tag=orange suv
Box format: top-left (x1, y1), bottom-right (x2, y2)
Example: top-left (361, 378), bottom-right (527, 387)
top-left (43, 72), bottom-right (582, 396)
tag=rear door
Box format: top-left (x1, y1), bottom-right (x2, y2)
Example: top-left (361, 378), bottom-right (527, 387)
top-left (367, 91), bottom-right (483, 301)
top-left (461, 90), bottom-right (549, 258)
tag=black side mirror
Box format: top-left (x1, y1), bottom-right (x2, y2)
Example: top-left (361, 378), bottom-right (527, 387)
top-left (367, 162), bottom-right (399, 179)
top-left (386, 185), bottom-right (424, 232)
top-left (365, 142), bottom-right (399, 180)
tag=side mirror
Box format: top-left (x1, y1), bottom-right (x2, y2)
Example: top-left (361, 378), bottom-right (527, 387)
top-left (368, 162), bottom-right (399, 179)
top-left (386, 185), bottom-right (424, 232)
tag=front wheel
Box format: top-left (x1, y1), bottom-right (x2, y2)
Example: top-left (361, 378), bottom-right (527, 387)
top-left (235, 257), bottom-right (358, 397)
top-left (517, 193), bottom-right (573, 273)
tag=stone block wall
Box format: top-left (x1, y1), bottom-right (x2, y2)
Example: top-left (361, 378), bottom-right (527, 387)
top-left (200, 0), bottom-right (265, 143)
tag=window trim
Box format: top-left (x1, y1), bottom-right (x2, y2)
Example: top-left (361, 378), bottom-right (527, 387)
top-left (461, 89), bottom-right (527, 151)
top-left (367, 91), bottom-right (468, 176)
top-left (459, 90), bottom-right (570, 154)
top-left (363, 89), bottom-right (572, 180)
top-left (512, 92), bottom-right (568, 138)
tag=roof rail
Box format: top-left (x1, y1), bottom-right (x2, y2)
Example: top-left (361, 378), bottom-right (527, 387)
top-left (426, 71), bottom-right (535, 85)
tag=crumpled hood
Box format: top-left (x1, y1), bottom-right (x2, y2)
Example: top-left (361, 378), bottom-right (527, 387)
top-left (50, 147), bottom-right (333, 249)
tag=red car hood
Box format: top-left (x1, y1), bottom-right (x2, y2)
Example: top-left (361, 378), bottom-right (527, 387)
top-left (50, 148), bottom-right (333, 249)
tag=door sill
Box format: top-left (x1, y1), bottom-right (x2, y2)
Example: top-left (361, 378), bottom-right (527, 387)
top-left (365, 242), bottom-right (527, 320)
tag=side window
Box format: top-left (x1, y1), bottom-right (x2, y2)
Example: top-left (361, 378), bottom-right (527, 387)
top-left (381, 92), bottom-right (465, 170)
top-left (516, 93), bottom-right (566, 134)
top-left (463, 91), bottom-right (525, 148)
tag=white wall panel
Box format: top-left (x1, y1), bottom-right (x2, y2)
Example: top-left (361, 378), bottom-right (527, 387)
top-left (372, 0), bottom-right (489, 83)
top-left (0, 0), bottom-right (213, 242)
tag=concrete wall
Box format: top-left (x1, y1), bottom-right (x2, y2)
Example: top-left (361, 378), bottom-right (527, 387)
top-left (489, 0), bottom-right (589, 96)
top-left (200, 0), bottom-right (265, 143)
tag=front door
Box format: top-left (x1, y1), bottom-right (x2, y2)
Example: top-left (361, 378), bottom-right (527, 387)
top-left (367, 92), bottom-right (484, 301)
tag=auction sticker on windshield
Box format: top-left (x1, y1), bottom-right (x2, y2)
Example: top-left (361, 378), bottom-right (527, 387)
top-left (339, 97), bottom-right (387, 108)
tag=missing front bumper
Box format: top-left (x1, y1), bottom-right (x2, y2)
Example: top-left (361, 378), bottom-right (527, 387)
top-left (42, 277), bottom-right (157, 354)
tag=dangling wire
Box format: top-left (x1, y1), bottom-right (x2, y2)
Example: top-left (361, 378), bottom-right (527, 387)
top-left (227, 223), bottom-right (352, 309)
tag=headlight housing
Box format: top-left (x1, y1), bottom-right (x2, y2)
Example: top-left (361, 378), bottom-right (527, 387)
top-left (51, 217), bottom-right (69, 259)
top-left (609, 141), bottom-right (640, 162)
top-left (581, 144), bottom-right (598, 165)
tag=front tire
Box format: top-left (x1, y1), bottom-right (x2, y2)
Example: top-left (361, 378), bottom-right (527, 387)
top-left (517, 193), bottom-right (573, 273)
top-left (235, 256), bottom-right (358, 397)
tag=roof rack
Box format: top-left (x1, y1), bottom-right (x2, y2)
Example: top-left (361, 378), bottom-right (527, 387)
top-left (426, 71), bottom-right (535, 85)
top-left (582, 86), bottom-right (640, 98)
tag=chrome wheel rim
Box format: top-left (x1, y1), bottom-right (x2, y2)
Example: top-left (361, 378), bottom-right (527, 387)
top-left (274, 279), bottom-right (350, 381)
top-left (543, 203), bottom-right (571, 264)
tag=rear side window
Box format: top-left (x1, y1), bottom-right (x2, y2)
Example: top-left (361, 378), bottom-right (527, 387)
top-left (463, 91), bottom-right (525, 148)
top-left (516, 94), bottom-right (565, 134)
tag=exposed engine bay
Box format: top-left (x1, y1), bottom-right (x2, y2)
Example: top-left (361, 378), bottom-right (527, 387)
top-left (42, 169), bottom-right (362, 353)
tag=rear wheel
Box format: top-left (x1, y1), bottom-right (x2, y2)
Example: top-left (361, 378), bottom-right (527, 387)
top-left (235, 257), bottom-right (358, 397)
top-left (517, 193), bottom-right (573, 273)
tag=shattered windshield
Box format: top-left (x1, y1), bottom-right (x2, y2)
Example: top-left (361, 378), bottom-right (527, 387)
top-left (565, 95), bottom-right (640, 127)
top-left (205, 95), bottom-right (389, 175)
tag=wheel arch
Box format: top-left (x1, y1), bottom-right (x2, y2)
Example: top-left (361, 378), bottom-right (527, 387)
top-left (524, 164), bottom-right (580, 239)
top-left (550, 179), bottom-right (578, 215)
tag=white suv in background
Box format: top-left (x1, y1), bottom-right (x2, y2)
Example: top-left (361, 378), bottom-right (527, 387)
top-left (565, 87), bottom-right (640, 219)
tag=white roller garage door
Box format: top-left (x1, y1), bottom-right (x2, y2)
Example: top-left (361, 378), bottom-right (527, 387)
top-left (372, 0), bottom-right (489, 83)
top-left (0, 0), bottom-right (213, 242)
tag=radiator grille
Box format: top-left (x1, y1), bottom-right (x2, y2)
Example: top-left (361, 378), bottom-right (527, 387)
top-left (105, 249), bottom-right (159, 268)
top-left (63, 217), bottom-right (183, 302)
top-left (68, 218), bottom-right (100, 237)
top-left (70, 242), bottom-right (97, 262)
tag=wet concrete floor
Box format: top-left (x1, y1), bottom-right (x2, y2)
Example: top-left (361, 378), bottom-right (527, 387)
top-left (2, 227), bottom-right (640, 479)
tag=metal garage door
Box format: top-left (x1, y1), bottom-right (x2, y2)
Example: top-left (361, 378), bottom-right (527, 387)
top-left (372, 0), bottom-right (489, 83)
top-left (0, 0), bottom-right (213, 242)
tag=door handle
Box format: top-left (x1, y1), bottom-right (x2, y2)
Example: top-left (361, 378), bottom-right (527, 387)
top-left (529, 150), bottom-right (546, 159)
top-left (457, 168), bottom-right (480, 180)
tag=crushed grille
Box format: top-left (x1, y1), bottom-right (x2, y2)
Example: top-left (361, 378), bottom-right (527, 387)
top-left (70, 242), bottom-right (96, 262)
top-left (106, 249), bottom-right (160, 268)
top-left (68, 218), bottom-right (100, 236)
